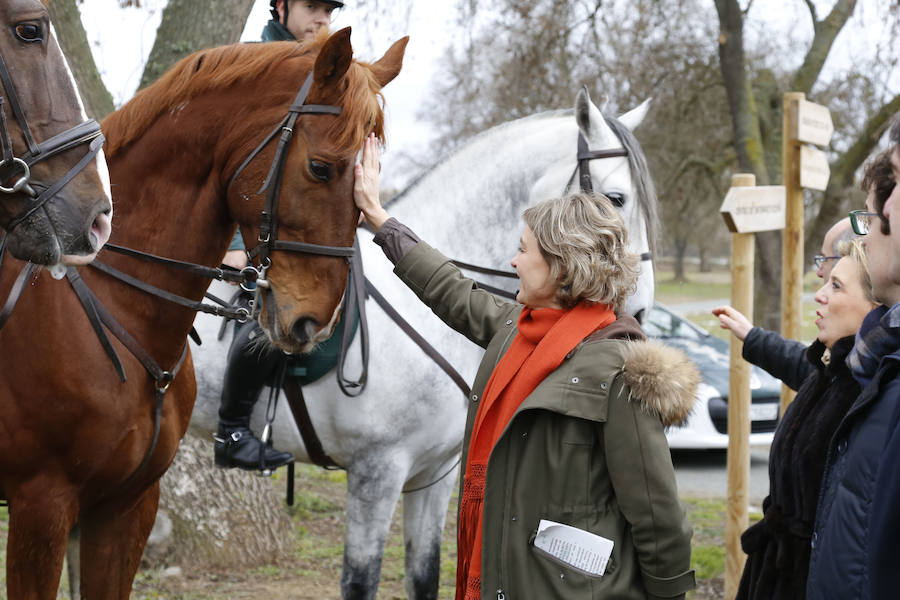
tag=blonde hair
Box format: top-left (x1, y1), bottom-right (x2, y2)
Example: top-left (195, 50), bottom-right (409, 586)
top-left (523, 192), bottom-right (640, 311)
top-left (837, 239), bottom-right (877, 305)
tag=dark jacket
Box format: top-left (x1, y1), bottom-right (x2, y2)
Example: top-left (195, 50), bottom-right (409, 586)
top-left (807, 305), bottom-right (900, 600)
top-left (737, 336), bottom-right (858, 600)
top-left (392, 240), bottom-right (698, 600)
top-left (742, 327), bottom-right (814, 392)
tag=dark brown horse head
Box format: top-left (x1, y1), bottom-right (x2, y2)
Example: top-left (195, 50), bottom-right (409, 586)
top-left (231, 28), bottom-right (408, 353)
top-left (0, 0), bottom-right (112, 268)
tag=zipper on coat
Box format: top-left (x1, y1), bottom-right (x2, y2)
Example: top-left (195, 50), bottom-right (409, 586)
top-left (496, 590), bottom-right (505, 600)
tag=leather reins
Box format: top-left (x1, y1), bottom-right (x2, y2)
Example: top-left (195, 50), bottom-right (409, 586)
top-left (0, 52), bottom-right (105, 233)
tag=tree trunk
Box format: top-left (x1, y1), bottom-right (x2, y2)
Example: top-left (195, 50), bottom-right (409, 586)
top-left (699, 246), bottom-right (710, 273)
top-left (47, 0), bottom-right (115, 120)
top-left (673, 238), bottom-right (688, 282)
top-left (139, 0), bottom-right (256, 89)
top-left (143, 432), bottom-right (295, 570)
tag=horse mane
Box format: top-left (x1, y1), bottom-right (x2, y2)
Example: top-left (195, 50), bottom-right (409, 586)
top-left (102, 40), bottom-right (386, 158)
top-left (603, 113), bottom-right (659, 256)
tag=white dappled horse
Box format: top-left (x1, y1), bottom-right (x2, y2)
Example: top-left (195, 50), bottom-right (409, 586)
top-left (189, 88), bottom-right (657, 599)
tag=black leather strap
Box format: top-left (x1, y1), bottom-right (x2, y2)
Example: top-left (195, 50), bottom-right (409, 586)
top-left (66, 268), bottom-right (126, 382)
top-left (364, 277), bottom-right (470, 397)
top-left (0, 261), bottom-right (34, 330)
top-left (336, 240), bottom-right (369, 396)
top-left (283, 376), bottom-right (342, 469)
top-left (6, 135), bottom-right (104, 232)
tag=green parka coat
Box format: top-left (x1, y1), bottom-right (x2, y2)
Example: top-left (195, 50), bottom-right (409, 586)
top-left (393, 241), bottom-right (698, 600)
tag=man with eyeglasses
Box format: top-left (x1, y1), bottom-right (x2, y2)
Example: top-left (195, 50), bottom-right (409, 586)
top-left (864, 130), bottom-right (900, 599)
top-left (713, 217), bottom-right (855, 391)
top-left (807, 145), bottom-right (900, 600)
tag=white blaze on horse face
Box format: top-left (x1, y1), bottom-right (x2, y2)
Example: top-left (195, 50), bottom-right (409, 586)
top-left (51, 22), bottom-right (114, 267)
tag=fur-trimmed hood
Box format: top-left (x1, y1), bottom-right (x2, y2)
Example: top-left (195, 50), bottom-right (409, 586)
top-left (621, 340), bottom-right (700, 427)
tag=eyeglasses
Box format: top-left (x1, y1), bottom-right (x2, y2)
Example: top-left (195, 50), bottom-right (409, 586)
top-left (849, 210), bottom-right (880, 235)
top-left (813, 255), bottom-right (840, 270)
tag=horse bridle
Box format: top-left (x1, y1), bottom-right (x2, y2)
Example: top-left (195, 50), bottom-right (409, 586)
top-left (227, 71), bottom-right (354, 303)
top-left (0, 52), bottom-right (105, 233)
top-left (568, 132), bottom-right (652, 263)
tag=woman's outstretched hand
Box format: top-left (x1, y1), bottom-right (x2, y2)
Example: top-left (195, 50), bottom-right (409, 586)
top-left (354, 133), bottom-right (389, 230)
top-left (711, 305), bottom-right (753, 341)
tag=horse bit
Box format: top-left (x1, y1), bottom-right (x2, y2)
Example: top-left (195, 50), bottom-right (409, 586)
top-left (0, 52), bottom-right (105, 234)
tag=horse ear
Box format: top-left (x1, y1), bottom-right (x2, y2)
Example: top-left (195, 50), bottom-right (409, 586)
top-left (370, 36), bottom-right (409, 88)
top-left (314, 27), bottom-right (354, 89)
top-left (575, 86), bottom-right (613, 144)
top-left (618, 98), bottom-right (652, 131)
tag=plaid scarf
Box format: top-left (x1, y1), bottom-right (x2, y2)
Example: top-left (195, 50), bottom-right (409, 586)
top-left (847, 304), bottom-right (900, 387)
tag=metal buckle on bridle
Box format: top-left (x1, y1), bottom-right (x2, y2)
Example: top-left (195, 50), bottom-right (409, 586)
top-left (0, 157), bottom-right (34, 195)
top-left (155, 371), bottom-right (174, 393)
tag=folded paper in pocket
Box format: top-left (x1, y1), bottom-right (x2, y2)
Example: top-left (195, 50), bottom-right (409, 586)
top-left (534, 519), bottom-right (614, 577)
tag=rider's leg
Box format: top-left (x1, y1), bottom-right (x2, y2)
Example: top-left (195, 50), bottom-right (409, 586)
top-left (214, 319), bottom-right (293, 470)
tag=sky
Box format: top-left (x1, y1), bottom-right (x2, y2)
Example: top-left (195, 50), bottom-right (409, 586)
top-left (77, 0), bottom-right (455, 188)
top-left (77, 0), bottom-right (896, 187)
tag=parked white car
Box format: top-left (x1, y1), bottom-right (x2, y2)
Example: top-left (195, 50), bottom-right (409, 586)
top-left (643, 303), bottom-right (781, 449)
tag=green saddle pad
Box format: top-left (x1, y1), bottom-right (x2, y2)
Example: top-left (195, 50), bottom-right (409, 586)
top-left (284, 299), bottom-right (359, 386)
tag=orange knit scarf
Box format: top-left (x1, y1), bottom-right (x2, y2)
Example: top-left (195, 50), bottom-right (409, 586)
top-left (456, 301), bottom-right (616, 600)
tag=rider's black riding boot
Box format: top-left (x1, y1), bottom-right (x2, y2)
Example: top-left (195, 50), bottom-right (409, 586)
top-left (214, 319), bottom-right (293, 471)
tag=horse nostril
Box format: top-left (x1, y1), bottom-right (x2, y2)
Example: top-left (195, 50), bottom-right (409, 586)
top-left (633, 308), bottom-right (645, 325)
top-left (291, 316), bottom-right (319, 344)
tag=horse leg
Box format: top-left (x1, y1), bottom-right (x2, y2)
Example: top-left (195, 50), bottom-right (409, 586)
top-left (401, 462), bottom-right (459, 600)
top-left (6, 479), bottom-right (78, 600)
top-left (66, 523), bottom-right (81, 599)
top-left (341, 461), bottom-right (406, 600)
top-left (78, 482), bottom-right (160, 600)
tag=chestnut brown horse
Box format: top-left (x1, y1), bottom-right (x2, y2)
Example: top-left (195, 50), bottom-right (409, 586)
top-left (0, 28), bottom-right (407, 599)
top-left (0, 0), bottom-right (111, 268)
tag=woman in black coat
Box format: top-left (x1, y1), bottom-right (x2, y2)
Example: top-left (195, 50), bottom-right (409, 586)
top-left (715, 239), bottom-right (878, 600)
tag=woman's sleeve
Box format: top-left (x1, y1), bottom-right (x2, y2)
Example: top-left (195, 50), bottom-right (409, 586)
top-left (382, 229), bottom-right (518, 349)
top-left (603, 375), bottom-right (696, 599)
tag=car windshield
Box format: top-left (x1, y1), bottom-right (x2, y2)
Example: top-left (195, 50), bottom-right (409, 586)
top-left (643, 306), bottom-right (706, 341)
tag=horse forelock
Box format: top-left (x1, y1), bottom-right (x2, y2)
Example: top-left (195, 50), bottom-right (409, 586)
top-left (320, 60), bottom-right (387, 157)
top-left (101, 41), bottom-right (385, 159)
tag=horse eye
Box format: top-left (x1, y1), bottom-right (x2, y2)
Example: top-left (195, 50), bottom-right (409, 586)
top-left (606, 192), bottom-right (626, 207)
top-left (15, 23), bottom-right (43, 43)
top-left (308, 160), bottom-right (333, 182)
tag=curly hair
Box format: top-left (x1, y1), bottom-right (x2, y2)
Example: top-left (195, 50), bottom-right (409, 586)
top-left (860, 149), bottom-right (895, 235)
top-left (837, 238), bottom-right (877, 305)
top-left (523, 193), bottom-right (640, 311)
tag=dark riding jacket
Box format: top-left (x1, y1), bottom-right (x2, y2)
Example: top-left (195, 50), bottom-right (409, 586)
top-left (742, 327), bottom-right (814, 392)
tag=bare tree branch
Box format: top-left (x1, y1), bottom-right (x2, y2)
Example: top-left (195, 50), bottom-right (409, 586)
top-left (790, 0), bottom-right (857, 93)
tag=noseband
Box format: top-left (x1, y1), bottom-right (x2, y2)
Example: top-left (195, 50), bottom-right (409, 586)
top-left (568, 132), bottom-right (652, 263)
top-left (0, 52), bottom-right (105, 233)
top-left (228, 71), bottom-right (353, 298)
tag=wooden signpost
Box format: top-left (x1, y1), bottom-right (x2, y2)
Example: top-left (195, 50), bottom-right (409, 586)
top-left (720, 175), bottom-right (786, 600)
top-left (781, 93), bottom-right (834, 414)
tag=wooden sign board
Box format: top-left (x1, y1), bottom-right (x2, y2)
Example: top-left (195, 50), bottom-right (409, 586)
top-left (799, 145), bottom-right (830, 191)
top-left (792, 99), bottom-right (834, 146)
top-left (720, 185), bottom-right (786, 233)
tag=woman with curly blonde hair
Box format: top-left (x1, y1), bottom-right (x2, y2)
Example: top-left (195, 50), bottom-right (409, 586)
top-left (353, 134), bottom-right (697, 600)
